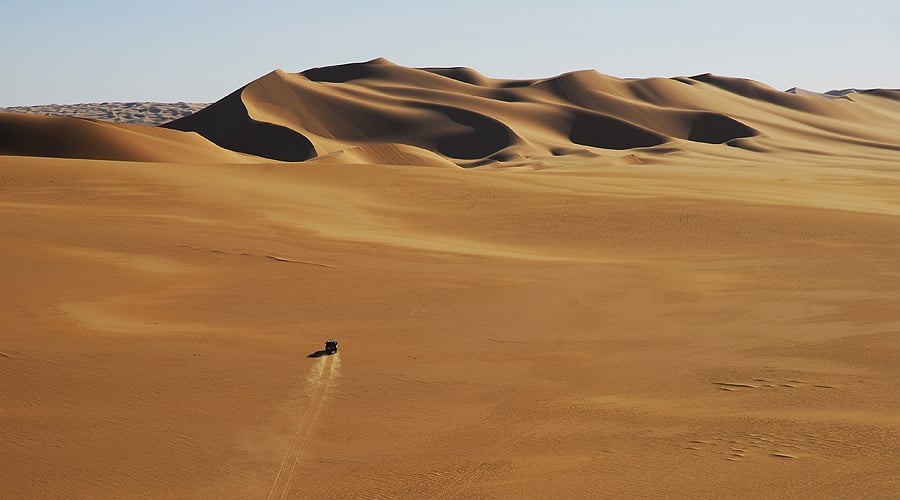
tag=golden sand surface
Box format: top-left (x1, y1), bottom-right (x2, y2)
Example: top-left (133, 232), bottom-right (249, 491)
top-left (1, 60), bottom-right (898, 498)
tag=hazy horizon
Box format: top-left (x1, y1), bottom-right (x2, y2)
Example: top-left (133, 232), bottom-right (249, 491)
top-left (2, 0), bottom-right (898, 106)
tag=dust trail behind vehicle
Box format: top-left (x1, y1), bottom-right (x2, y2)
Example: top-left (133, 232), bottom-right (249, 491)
top-left (267, 353), bottom-right (339, 499)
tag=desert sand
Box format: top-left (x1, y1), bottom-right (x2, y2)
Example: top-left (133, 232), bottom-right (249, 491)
top-left (1, 59), bottom-right (899, 498)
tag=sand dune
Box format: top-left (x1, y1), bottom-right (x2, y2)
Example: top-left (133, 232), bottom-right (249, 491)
top-left (1, 61), bottom-right (899, 498)
top-left (5, 59), bottom-right (900, 168)
top-left (158, 58), bottom-right (900, 167)
top-left (0, 112), bottom-right (255, 163)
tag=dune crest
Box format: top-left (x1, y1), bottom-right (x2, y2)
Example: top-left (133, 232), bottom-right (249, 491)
top-left (3, 60), bottom-right (899, 167)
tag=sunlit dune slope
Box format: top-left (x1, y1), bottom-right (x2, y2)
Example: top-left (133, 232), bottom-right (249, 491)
top-left (162, 58), bottom-right (900, 166)
top-left (0, 112), bottom-right (254, 163)
top-left (312, 143), bottom-right (460, 168)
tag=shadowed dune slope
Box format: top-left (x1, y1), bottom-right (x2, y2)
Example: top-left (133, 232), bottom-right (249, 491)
top-left (163, 88), bottom-right (316, 162)
top-left (161, 58), bottom-right (900, 166)
top-left (0, 112), bottom-right (255, 163)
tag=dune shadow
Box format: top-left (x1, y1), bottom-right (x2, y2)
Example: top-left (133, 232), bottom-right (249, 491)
top-left (687, 113), bottom-right (758, 144)
top-left (307, 350), bottom-right (332, 358)
top-left (569, 111), bottom-right (667, 150)
top-left (418, 103), bottom-right (519, 159)
top-left (163, 88), bottom-right (317, 161)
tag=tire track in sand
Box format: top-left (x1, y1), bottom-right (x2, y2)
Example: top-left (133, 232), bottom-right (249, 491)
top-left (266, 353), bottom-right (339, 500)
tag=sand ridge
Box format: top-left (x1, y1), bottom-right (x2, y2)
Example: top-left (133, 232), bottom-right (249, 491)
top-left (0, 112), bottom-right (258, 163)
top-left (160, 58), bottom-right (900, 167)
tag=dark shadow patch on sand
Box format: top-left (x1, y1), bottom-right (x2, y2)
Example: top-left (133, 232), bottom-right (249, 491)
top-left (415, 104), bottom-right (520, 160)
top-left (569, 111), bottom-right (667, 150)
top-left (687, 113), bottom-right (758, 144)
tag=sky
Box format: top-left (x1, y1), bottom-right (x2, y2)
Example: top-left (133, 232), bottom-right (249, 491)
top-left (1, 0), bottom-right (898, 106)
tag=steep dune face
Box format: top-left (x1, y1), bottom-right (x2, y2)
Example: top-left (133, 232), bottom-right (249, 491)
top-left (0, 112), bottom-right (254, 163)
top-left (162, 58), bottom-right (900, 166)
top-left (162, 87), bottom-right (317, 162)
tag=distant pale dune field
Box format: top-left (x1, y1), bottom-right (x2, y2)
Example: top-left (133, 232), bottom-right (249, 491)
top-left (0, 101), bottom-right (208, 126)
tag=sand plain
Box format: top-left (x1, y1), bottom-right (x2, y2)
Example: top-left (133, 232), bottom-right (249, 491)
top-left (1, 60), bottom-right (899, 498)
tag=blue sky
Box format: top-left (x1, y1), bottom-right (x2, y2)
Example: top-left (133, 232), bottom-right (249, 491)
top-left (2, 0), bottom-right (898, 105)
